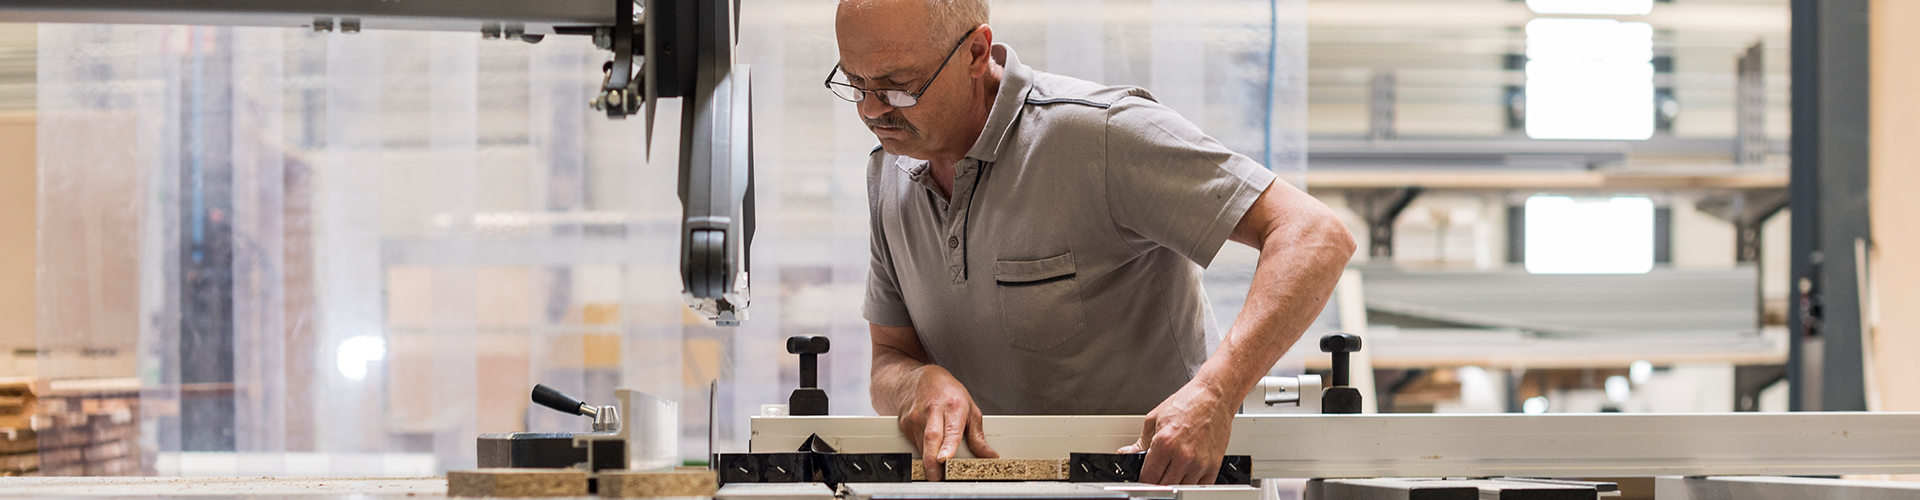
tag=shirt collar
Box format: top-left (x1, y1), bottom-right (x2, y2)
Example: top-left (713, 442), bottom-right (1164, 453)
top-left (964, 43), bottom-right (1032, 164)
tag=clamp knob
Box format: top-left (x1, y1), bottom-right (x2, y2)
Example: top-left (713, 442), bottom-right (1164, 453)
top-left (787, 336), bottom-right (831, 416)
top-left (1319, 334), bottom-right (1363, 414)
top-left (533, 384), bottom-right (598, 417)
top-left (531, 384), bottom-right (620, 432)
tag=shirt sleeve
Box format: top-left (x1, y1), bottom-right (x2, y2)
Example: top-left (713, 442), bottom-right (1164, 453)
top-left (1104, 95), bottom-right (1277, 268)
top-left (863, 154), bottom-right (915, 327)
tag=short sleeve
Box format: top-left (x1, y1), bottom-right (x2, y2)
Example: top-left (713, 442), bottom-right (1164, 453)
top-left (863, 154), bottom-right (914, 327)
top-left (1104, 96), bottom-right (1277, 267)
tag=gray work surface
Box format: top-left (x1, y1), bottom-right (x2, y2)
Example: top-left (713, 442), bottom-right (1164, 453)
top-left (840, 482), bottom-right (1129, 500)
top-left (0, 477), bottom-right (453, 498)
top-left (719, 483), bottom-right (838, 500)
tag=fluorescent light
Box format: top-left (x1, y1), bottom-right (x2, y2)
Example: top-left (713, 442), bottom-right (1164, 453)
top-left (1524, 195), bottom-right (1655, 274)
top-left (1524, 18), bottom-right (1655, 141)
top-left (1526, 0), bottom-right (1654, 16)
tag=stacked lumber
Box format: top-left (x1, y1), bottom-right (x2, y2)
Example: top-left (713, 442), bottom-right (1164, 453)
top-left (0, 378), bottom-right (44, 476)
top-left (0, 378), bottom-right (148, 476)
top-left (35, 379), bottom-right (144, 476)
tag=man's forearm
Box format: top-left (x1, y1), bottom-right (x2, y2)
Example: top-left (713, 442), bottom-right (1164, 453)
top-left (1192, 213), bottom-right (1354, 403)
top-left (871, 347), bottom-right (931, 415)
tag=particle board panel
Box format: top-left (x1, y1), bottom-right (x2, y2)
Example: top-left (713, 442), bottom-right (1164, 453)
top-left (599, 469), bottom-right (719, 498)
top-left (909, 458), bottom-right (1070, 481)
top-left (447, 469), bottom-right (587, 498)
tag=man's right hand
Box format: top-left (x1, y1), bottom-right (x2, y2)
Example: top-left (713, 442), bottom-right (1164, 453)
top-left (897, 364), bottom-right (998, 481)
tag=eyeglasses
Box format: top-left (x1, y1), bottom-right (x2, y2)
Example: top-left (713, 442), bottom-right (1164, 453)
top-left (825, 26), bottom-right (980, 109)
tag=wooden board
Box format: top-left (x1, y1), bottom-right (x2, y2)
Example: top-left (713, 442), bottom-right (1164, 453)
top-left (908, 458), bottom-right (1069, 481)
top-left (1870, 0), bottom-right (1920, 419)
top-left (945, 458), bottom-right (1068, 481)
top-left (447, 468), bottom-right (588, 498)
top-left (599, 469), bottom-right (718, 498)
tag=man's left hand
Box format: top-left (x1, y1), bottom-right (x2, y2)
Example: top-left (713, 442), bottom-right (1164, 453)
top-left (1119, 382), bottom-right (1237, 485)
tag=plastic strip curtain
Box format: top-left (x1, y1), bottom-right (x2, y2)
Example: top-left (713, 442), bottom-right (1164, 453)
top-left (34, 0), bottom-right (1306, 475)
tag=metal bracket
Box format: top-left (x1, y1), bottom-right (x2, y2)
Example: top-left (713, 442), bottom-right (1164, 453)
top-left (1695, 188), bottom-right (1788, 263)
top-left (1348, 187), bottom-right (1425, 259)
top-left (1368, 70), bottom-right (1396, 141)
top-left (1242, 375), bottom-right (1323, 414)
top-left (1735, 42), bottom-right (1768, 165)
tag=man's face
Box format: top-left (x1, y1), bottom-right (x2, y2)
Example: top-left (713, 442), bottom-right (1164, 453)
top-left (836, 0), bottom-right (981, 159)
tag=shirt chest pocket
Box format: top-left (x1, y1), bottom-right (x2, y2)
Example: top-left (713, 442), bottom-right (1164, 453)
top-left (994, 252), bottom-right (1087, 352)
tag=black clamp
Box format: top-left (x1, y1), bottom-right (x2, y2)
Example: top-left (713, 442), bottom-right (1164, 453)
top-left (1067, 453), bottom-right (1252, 485)
top-left (716, 434), bottom-right (911, 485)
top-left (478, 385), bottom-right (624, 472)
top-left (1320, 333), bottom-right (1363, 414)
top-left (788, 335), bottom-right (830, 416)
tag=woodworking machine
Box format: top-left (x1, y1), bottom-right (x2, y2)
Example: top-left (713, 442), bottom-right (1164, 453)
top-left (20, 2), bottom-right (1920, 499)
top-left (0, 0), bottom-right (758, 327)
top-left (477, 333), bottom-right (1920, 499)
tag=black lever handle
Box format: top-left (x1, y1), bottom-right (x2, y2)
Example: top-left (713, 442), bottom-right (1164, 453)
top-left (787, 336), bottom-right (831, 416)
top-left (1319, 334), bottom-right (1363, 414)
top-left (532, 384), bottom-right (594, 416)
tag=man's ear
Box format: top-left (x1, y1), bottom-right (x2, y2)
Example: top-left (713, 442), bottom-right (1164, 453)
top-left (967, 24), bottom-right (995, 78)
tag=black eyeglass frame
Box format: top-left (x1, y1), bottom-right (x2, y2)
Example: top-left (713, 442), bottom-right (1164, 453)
top-left (825, 26), bottom-right (982, 109)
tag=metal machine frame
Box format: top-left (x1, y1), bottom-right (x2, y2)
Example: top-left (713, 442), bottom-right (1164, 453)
top-left (0, 0), bottom-right (757, 326)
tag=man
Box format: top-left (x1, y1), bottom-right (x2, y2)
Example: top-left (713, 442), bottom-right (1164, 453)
top-left (835, 0), bottom-right (1356, 485)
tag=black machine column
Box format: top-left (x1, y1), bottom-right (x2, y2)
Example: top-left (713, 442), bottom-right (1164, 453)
top-left (1788, 0), bottom-right (1872, 412)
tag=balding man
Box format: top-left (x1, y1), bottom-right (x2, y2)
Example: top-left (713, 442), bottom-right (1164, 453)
top-left (834, 0), bottom-right (1356, 485)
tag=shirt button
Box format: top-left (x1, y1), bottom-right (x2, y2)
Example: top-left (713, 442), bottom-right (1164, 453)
top-left (948, 237), bottom-right (960, 249)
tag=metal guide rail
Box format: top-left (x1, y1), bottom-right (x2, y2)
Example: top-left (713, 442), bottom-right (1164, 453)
top-left (750, 412), bottom-right (1920, 478)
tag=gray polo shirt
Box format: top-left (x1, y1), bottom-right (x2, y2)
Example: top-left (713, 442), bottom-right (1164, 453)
top-left (863, 44), bottom-right (1276, 415)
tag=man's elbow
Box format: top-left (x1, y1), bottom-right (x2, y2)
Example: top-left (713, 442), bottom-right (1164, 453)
top-left (1267, 205), bottom-right (1356, 266)
top-left (1317, 210), bottom-right (1358, 261)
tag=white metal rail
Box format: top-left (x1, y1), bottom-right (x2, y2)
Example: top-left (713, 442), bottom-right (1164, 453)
top-left (750, 413), bottom-right (1920, 478)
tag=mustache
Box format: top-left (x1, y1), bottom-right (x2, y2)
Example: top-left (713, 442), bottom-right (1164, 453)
top-left (865, 114), bottom-right (918, 134)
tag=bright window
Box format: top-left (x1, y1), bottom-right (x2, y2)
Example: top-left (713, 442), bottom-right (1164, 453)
top-left (1524, 195), bottom-right (1655, 274)
top-left (1524, 18), bottom-right (1655, 140)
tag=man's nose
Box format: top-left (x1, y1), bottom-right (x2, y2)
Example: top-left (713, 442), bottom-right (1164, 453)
top-left (858, 94), bottom-right (894, 120)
